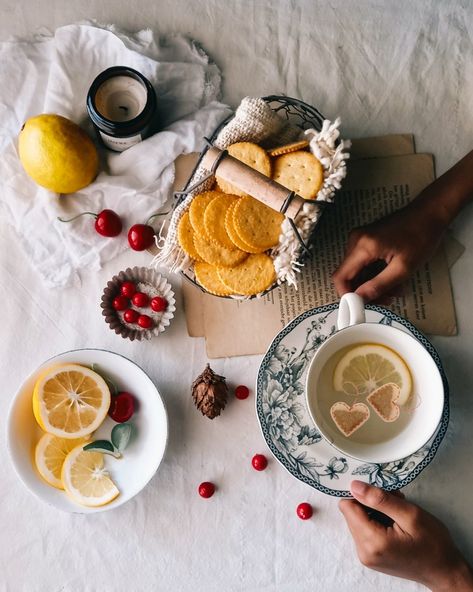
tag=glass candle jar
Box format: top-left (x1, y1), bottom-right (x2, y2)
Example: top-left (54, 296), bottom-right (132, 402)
top-left (87, 66), bottom-right (157, 152)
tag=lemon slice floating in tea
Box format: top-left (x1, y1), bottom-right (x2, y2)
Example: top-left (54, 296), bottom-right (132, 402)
top-left (61, 445), bottom-right (119, 507)
top-left (32, 364), bottom-right (110, 438)
top-left (333, 344), bottom-right (412, 404)
top-left (35, 433), bottom-right (90, 489)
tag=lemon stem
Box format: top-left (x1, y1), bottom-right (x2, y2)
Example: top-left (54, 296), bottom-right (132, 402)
top-left (57, 212), bottom-right (97, 223)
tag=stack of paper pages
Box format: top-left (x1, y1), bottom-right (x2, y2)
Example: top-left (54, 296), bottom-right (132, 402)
top-left (177, 135), bottom-right (460, 358)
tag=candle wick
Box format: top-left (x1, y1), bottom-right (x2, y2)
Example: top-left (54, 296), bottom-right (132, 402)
top-left (119, 105), bottom-right (129, 114)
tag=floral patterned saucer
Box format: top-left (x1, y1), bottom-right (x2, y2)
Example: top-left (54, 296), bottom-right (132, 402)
top-left (256, 303), bottom-right (449, 496)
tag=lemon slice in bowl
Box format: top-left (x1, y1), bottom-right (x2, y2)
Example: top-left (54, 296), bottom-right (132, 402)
top-left (32, 364), bottom-right (110, 438)
top-left (34, 433), bottom-right (90, 489)
top-left (333, 343), bottom-right (412, 404)
top-left (62, 445), bottom-right (119, 507)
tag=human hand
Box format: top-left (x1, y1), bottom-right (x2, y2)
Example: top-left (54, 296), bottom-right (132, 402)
top-left (332, 202), bottom-right (447, 302)
top-left (339, 480), bottom-right (473, 591)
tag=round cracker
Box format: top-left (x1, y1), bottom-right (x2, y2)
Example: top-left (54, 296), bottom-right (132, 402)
top-left (233, 196), bottom-right (284, 251)
top-left (203, 193), bottom-right (239, 249)
top-left (189, 191), bottom-right (221, 237)
top-left (194, 262), bottom-right (234, 296)
top-left (216, 142), bottom-right (271, 197)
top-left (177, 211), bottom-right (203, 261)
top-left (225, 200), bottom-right (265, 254)
top-left (217, 254), bottom-right (276, 296)
top-left (267, 140), bottom-right (310, 157)
top-left (272, 151), bottom-right (324, 200)
top-left (193, 233), bottom-right (248, 268)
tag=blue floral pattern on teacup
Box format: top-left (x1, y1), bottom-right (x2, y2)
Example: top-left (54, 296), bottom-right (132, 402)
top-left (256, 303), bottom-right (449, 496)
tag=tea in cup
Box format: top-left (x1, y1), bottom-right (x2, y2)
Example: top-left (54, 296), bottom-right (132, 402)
top-left (305, 294), bottom-right (445, 463)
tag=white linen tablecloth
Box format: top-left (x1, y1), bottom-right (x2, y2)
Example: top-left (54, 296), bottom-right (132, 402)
top-left (1, 2), bottom-right (473, 591)
top-left (0, 23), bottom-right (231, 288)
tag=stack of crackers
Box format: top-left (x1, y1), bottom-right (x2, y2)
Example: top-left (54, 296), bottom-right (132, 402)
top-left (177, 140), bottom-right (324, 297)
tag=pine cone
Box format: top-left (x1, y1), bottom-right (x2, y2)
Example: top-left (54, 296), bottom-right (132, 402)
top-left (192, 364), bottom-right (228, 419)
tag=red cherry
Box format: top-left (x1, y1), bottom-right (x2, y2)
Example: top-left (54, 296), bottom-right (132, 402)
top-left (58, 209), bottom-right (122, 238)
top-left (138, 314), bottom-right (153, 329)
top-left (123, 308), bottom-right (139, 323)
top-left (251, 454), bottom-right (268, 471)
top-left (198, 482), bottom-right (215, 498)
top-left (128, 224), bottom-right (155, 251)
top-left (132, 292), bottom-right (149, 307)
top-left (113, 295), bottom-right (129, 311)
top-left (235, 385), bottom-right (250, 400)
top-left (296, 503), bottom-right (313, 520)
top-left (121, 281), bottom-right (136, 298)
top-left (108, 392), bottom-right (135, 423)
top-left (95, 209), bottom-right (122, 237)
top-left (150, 296), bottom-right (167, 312)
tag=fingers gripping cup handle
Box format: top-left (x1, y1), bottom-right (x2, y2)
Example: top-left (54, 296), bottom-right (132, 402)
top-left (337, 293), bottom-right (366, 330)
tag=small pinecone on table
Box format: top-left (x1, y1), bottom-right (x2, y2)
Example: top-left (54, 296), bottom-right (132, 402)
top-left (192, 364), bottom-right (228, 419)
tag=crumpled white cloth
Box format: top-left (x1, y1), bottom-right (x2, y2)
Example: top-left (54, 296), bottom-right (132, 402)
top-left (0, 23), bottom-right (232, 287)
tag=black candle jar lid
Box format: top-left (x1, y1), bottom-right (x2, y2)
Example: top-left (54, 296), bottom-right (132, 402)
top-left (87, 66), bottom-right (157, 137)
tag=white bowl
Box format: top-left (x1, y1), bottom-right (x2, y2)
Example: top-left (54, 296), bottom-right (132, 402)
top-left (7, 348), bottom-right (168, 513)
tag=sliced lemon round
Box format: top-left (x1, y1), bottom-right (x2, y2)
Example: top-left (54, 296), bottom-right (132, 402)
top-left (32, 364), bottom-right (110, 438)
top-left (34, 433), bottom-right (90, 489)
top-left (61, 445), bottom-right (119, 507)
top-left (333, 343), bottom-right (412, 404)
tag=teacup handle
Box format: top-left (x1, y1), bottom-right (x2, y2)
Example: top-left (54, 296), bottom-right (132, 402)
top-left (338, 293), bottom-right (366, 330)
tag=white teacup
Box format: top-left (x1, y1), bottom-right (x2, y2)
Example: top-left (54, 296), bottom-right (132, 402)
top-left (305, 293), bottom-right (445, 464)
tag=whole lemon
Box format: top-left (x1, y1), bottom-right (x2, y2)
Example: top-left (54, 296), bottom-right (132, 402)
top-left (18, 114), bottom-right (99, 194)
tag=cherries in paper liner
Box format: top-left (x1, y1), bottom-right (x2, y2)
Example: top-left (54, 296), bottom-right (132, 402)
top-left (112, 288), bottom-right (161, 329)
top-left (102, 267), bottom-right (176, 341)
top-left (111, 279), bottom-right (167, 330)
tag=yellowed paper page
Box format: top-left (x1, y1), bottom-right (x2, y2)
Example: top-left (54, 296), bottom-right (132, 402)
top-left (444, 231), bottom-right (465, 269)
top-left (182, 280), bottom-right (206, 338)
top-left (172, 153), bottom-right (206, 337)
top-left (350, 134), bottom-right (415, 159)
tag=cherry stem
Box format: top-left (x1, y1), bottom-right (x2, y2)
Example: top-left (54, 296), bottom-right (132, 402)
top-left (57, 212), bottom-right (97, 223)
top-left (145, 211), bottom-right (170, 226)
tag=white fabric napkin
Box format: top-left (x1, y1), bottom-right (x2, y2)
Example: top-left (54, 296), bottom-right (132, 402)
top-left (0, 23), bottom-right (231, 287)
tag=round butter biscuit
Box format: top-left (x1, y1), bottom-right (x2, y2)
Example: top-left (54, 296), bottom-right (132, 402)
top-left (203, 193), bottom-right (239, 249)
top-left (194, 233), bottom-right (248, 268)
top-left (267, 139), bottom-right (310, 157)
top-left (177, 211), bottom-right (203, 261)
top-left (189, 191), bottom-right (221, 237)
top-left (194, 262), bottom-right (234, 296)
top-left (217, 253), bottom-right (276, 296)
top-left (233, 196), bottom-right (284, 251)
top-left (216, 142), bottom-right (271, 197)
top-left (272, 150), bottom-right (324, 200)
top-left (225, 201), bottom-right (264, 254)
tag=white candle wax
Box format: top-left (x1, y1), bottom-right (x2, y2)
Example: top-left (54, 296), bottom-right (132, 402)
top-left (95, 75), bottom-right (148, 122)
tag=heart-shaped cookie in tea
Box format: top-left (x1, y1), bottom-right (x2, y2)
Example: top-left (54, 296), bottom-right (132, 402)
top-left (367, 383), bottom-right (401, 423)
top-left (330, 402), bottom-right (370, 437)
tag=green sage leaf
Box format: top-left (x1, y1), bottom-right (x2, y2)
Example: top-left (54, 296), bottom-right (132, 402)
top-left (111, 423), bottom-right (133, 452)
top-left (83, 440), bottom-right (121, 458)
